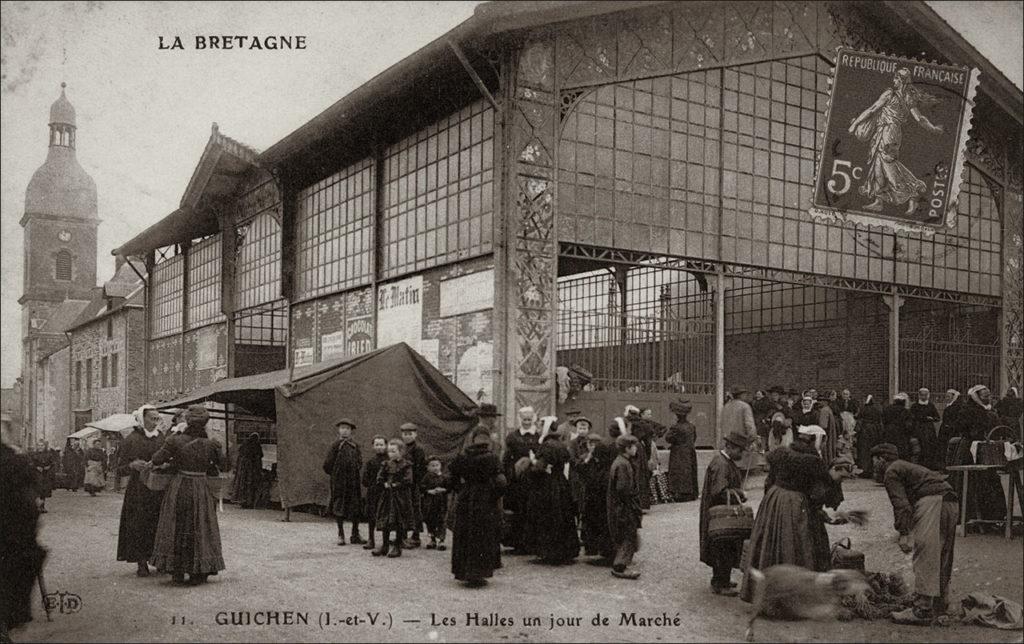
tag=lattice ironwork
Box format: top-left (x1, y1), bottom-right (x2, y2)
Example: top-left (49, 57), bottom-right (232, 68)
top-left (1003, 192), bottom-right (1024, 390)
top-left (557, 266), bottom-right (713, 393)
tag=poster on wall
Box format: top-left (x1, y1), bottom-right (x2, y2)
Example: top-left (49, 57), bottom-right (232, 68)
top-left (376, 275), bottom-right (423, 349)
top-left (320, 330), bottom-right (347, 361)
top-left (811, 47), bottom-right (978, 234)
top-left (346, 316), bottom-right (374, 356)
top-left (293, 346), bottom-right (314, 368)
top-left (418, 338), bottom-right (440, 369)
top-left (195, 326), bottom-right (219, 370)
top-left (455, 341), bottom-right (494, 403)
top-left (440, 269), bottom-right (494, 317)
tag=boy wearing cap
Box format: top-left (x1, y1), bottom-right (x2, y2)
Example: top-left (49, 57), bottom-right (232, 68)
top-left (400, 423), bottom-right (427, 549)
top-left (607, 434), bottom-right (643, 579)
top-left (323, 419), bottom-right (364, 546)
top-left (699, 430), bottom-right (749, 595)
top-left (361, 436), bottom-right (389, 551)
top-left (871, 442), bottom-right (958, 624)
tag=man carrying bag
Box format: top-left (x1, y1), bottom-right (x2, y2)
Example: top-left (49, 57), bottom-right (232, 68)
top-left (700, 430), bottom-right (753, 595)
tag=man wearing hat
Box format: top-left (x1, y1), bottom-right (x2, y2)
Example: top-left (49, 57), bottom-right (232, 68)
top-left (323, 419), bottom-right (364, 546)
top-left (699, 430), bottom-right (751, 595)
top-left (871, 443), bottom-right (958, 624)
top-left (470, 404), bottom-right (503, 448)
top-left (784, 388), bottom-right (801, 418)
top-left (558, 409), bottom-right (583, 441)
top-left (721, 387), bottom-right (758, 473)
top-left (399, 422), bottom-right (427, 549)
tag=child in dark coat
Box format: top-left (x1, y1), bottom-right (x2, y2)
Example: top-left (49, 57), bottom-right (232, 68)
top-left (421, 456), bottom-right (450, 550)
top-left (361, 436), bottom-right (388, 551)
top-left (373, 439), bottom-right (414, 558)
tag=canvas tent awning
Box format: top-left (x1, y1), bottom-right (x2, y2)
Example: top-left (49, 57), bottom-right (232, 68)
top-left (84, 413), bottom-right (137, 436)
top-left (153, 343), bottom-right (481, 509)
top-left (68, 427), bottom-right (99, 440)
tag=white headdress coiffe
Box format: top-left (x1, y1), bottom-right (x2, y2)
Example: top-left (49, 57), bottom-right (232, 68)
top-left (133, 404), bottom-right (159, 437)
top-left (967, 384), bottom-right (991, 410)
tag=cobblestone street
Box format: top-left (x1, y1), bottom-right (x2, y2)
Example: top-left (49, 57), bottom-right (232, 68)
top-left (13, 474), bottom-right (1022, 643)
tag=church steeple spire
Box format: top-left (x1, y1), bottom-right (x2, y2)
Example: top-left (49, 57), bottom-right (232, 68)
top-left (49, 82), bottom-right (77, 149)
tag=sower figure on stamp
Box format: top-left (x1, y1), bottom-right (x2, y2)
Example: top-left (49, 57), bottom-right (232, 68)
top-left (849, 67), bottom-right (944, 216)
top-left (117, 405), bottom-right (165, 577)
top-left (361, 435), bottom-right (389, 551)
top-left (400, 423), bottom-right (427, 549)
top-left (322, 418), bottom-right (364, 546)
top-left (871, 442), bottom-right (958, 624)
top-left (699, 430), bottom-right (750, 596)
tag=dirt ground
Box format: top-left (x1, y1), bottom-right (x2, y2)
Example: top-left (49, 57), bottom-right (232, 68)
top-left (12, 473), bottom-right (1024, 643)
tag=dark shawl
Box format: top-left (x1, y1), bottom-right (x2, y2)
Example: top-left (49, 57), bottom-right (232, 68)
top-left (449, 443), bottom-right (506, 580)
top-left (664, 419), bottom-right (699, 502)
top-left (323, 437), bottom-right (363, 519)
top-left (374, 458), bottom-right (414, 530)
top-left (116, 428), bottom-right (165, 562)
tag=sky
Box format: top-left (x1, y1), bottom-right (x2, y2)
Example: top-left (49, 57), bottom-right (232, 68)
top-left (1, 0), bottom-right (1022, 388)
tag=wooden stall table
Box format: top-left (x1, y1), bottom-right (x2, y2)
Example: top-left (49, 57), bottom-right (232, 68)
top-left (946, 463), bottom-right (1024, 539)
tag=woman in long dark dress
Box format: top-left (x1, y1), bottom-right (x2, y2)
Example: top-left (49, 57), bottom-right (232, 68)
top-left (664, 401), bottom-right (699, 502)
top-left (150, 405), bottom-right (226, 585)
top-left (63, 438), bottom-right (85, 492)
top-left (938, 389), bottom-right (964, 468)
top-left (116, 405), bottom-right (165, 577)
top-left (740, 436), bottom-right (847, 602)
top-left (231, 433), bottom-right (263, 509)
top-left (30, 446), bottom-right (55, 512)
top-left (449, 428), bottom-right (506, 586)
top-left (855, 395), bottom-right (883, 478)
top-left (882, 393), bottom-right (912, 458)
top-left (524, 432), bottom-right (580, 564)
top-left (951, 385), bottom-right (1007, 524)
top-left (576, 435), bottom-right (615, 563)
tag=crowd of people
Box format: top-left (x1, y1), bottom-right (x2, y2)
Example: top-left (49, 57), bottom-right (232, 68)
top-left (703, 381), bottom-right (1021, 626)
top-left (2, 381), bottom-right (1019, 636)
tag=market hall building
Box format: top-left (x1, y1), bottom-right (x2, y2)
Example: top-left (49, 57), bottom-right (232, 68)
top-left (113, 1), bottom-right (1023, 449)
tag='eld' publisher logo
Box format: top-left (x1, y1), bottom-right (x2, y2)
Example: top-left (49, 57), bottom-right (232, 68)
top-left (43, 591), bottom-right (82, 614)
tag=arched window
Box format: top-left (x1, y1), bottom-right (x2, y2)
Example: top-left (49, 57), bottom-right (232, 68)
top-left (55, 250), bottom-right (72, 281)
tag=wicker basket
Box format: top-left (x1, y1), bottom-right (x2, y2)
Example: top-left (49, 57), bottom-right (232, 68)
top-left (707, 490), bottom-right (753, 542)
top-left (206, 474), bottom-right (230, 497)
top-left (144, 468), bottom-right (173, 492)
top-left (830, 537), bottom-right (866, 572)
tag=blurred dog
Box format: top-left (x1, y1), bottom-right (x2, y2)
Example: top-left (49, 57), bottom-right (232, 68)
top-left (745, 564), bottom-right (870, 641)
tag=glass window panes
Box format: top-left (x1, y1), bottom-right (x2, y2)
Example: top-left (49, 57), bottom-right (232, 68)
top-left (151, 255), bottom-right (184, 338)
top-left (295, 158), bottom-right (375, 300)
top-left (381, 100), bottom-right (494, 278)
top-left (187, 235), bottom-right (224, 329)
